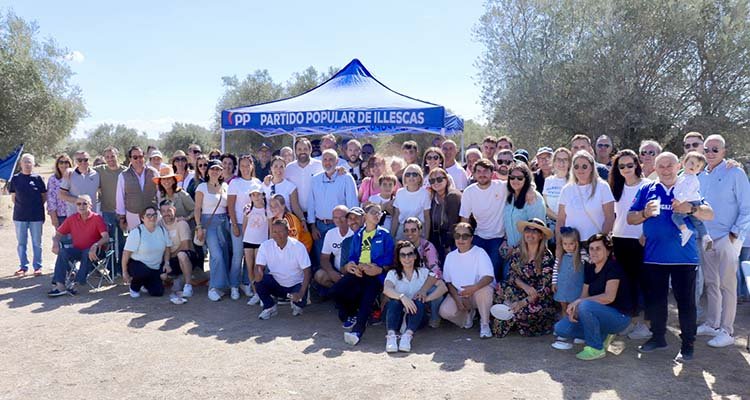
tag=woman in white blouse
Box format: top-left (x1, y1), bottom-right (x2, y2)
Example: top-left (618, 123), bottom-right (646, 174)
top-left (383, 240), bottom-right (447, 353)
top-left (556, 151), bottom-right (615, 258)
top-left (194, 159), bottom-right (230, 302)
top-left (261, 156), bottom-right (306, 224)
top-left (391, 164), bottom-right (431, 240)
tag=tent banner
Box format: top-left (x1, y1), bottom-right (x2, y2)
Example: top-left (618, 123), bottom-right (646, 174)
top-left (222, 108), bottom-right (444, 130)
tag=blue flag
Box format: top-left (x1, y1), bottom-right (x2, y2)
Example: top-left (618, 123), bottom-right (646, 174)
top-left (0, 144), bottom-right (24, 181)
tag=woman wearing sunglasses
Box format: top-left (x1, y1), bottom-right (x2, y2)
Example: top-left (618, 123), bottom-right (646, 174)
top-left (427, 168), bottom-right (461, 265)
top-left (392, 165), bottom-right (431, 240)
top-left (47, 154), bottom-right (73, 230)
top-left (122, 205), bottom-right (172, 298)
top-left (171, 150), bottom-right (193, 191)
top-left (502, 162), bottom-right (546, 264)
top-left (186, 154), bottom-right (209, 200)
top-left (383, 240), bottom-right (447, 353)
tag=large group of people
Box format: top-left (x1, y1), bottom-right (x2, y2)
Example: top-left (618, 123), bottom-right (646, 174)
top-left (8, 131), bottom-right (750, 361)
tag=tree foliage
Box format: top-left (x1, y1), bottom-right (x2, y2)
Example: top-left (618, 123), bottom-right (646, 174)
top-left (0, 10), bottom-right (86, 157)
top-left (80, 123), bottom-right (150, 158)
top-left (158, 122), bottom-right (217, 158)
top-left (475, 0), bottom-right (750, 156)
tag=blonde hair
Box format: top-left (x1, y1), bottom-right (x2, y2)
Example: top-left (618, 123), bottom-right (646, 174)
top-left (559, 227), bottom-right (582, 272)
top-left (402, 164), bottom-right (424, 187)
top-left (570, 150), bottom-right (598, 199)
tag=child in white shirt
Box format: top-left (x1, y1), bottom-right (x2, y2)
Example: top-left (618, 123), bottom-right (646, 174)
top-left (673, 152), bottom-right (711, 248)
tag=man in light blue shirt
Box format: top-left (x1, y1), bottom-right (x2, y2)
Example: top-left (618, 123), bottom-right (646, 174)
top-left (696, 134), bottom-right (750, 348)
top-left (307, 149), bottom-right (358, 271)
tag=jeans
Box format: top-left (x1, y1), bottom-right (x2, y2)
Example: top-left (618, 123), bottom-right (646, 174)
top-left (473, 235), bottom-right (504, 281)
top-left (52, 246), bottom-right (94, 285)
top-left (230, 223), bottom-right (250, 287)
top-left (426, 285), bottom-right (445, 323)
top-left (643, 263), bottom-right (697, 346)
top-left (127, 259), bottom-right (164, 296)
top-left (312, 220), bottom-right (336, 272)
top-left (14, 220), bottom-right (43, 271)
top-left (254, 274), bottom-right (304, 310)
top-left (102, 211), bottom-right (124, 274)
top-left (554, 299), bottom-right (631, 350)
top-left (385, 299), bottom-right (426, 333)
top-left (738, 247), bottom-right (749, 299)
top-left (671, 200), bottom-right (708, 237)
top-left (202, 213), bottom-right (230, 290)
top-left (330, 274), bottom-right (383, 335)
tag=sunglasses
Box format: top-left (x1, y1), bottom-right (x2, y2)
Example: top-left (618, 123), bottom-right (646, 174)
top-left (596, 143), bottom-right (611, 148)
top-left (573, 164), bottom-right (589, 170)
top-left (428, 176), bottom-right (446, 185)
top-left (399, 251), bottom-right (416, 258)
top-left (58, 160), bottom-right (71, 165)
top-left (270, 184), bottom-right (276, 196)
top-left (618, 163), bottom-right (635, 170)
top-left (704, 146), bottom-right (721, 154)
top-left (174, 157), bottom-right (187, 162)
top-left (131, 155), bottom-right (144, 160)
top-left (367, 209), bottom-right (382, 216)
top-left (403, 145), bottom-right (416, 151)
top-left (640, 150), bottom-right (656, 157)
top-left (496, 159), bottom-right (513, 166)
top-left (190, 149), bottom-right (202, 154)
top-left (75, 202), bottom-right (89, 207)
top-left (144, 213), bottom-right (158, 219)
top-left (683, 142), bottom-right (702, 149)
top-left (453, 232), bottom-right (473, 241)
top-left (508, 175), bottom-right (525, 181)
top-left (425, 155), bottom-right (441, 161)
top-left (404, 172), bottom-right (420, 178)
top-left (77, 158), bottom-right (89, 163)
top-left (197, 163), bottom-right (208, 168)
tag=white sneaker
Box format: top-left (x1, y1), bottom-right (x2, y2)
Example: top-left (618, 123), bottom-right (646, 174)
top-left (627, 322), bottom-right (653, 340)
top-left (344, 331), bottom-right (361, 345)
top-left (182, 284), bottom-right (193, 298)
top-left (385, 334), bottom-right (398, 353)
top-left (573, 338), bottom-right (585, 344)
top-left (697, 323), bottom-right (720, 336)
top-left (399, 333), bottom-right (413, 352)
top-left (291, 302), bottom-right (303, 316)
top-left (258, 305), bottom-right (278, 320)
top-left (680, 228), bottom-right (693, 246)
top-left (464, 309), bottom-right (476, 329)
top-left (230, 287), bottom-right (240, 300)
top-left (240, 284), bottom-right (253, 297)
top-left (247, 293), bottom-right (261, 306)
top-left (479, 323), bottom-right (492, 339)
top-left (618, 323), bottom-right (635, 336)
top-left (129, 289), bottom-right (141, 298)
top-left (207, 288), bottom-right (223, 302)
top-left (707, 329), bottom-right (734, 348)
top-left (551, 340), bottom-right (573, 350)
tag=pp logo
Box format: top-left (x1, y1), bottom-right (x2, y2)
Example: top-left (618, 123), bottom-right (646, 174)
top-left (227, 112), bottom-right (251, 126)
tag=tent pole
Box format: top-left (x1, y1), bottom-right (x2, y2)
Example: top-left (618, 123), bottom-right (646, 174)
top-left (221, 129), bottom-right (225, 153)
top-left (291, 134), bottom-right (296, 160)
top-left (460, 131), bottom-right (465, 164)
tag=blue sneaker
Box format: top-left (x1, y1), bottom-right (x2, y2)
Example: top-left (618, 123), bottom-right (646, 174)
top-left (342, 316), bottom-right (357, 331)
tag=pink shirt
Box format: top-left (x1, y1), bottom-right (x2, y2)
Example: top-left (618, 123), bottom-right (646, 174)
top-left (417, 238), bottom-right (441, 279)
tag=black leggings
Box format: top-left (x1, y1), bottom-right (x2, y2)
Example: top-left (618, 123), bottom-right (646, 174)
top-left (128, 259), bottom-right (164, 297)
top-left (611, 237), bottom-right (645, 317)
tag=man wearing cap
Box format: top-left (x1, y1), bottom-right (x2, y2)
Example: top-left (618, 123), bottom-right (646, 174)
top-left (254, 143), bottom-right (272, 181)
top-left (60, 150), bottom-right (100, 216)
top-left (286, 138), bottom-right (324, 220)
top-left (441, 140), bottom-right (469, 191)
top-left (514, 149), bottom-right (530, 166)
top-left (533, 147), bottom-right (554, 193)
top-left (314, 205), bottom-right (354, 289)
top-left (148, 150), bottom-right (168, 172)
top-left (116, 146), bottom-right (158, 231)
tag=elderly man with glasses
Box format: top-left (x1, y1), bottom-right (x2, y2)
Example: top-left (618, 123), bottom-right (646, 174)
top-left (48, 195), bottom-right (109, 297)
top-left (60, 150), bottom-right (100, 216)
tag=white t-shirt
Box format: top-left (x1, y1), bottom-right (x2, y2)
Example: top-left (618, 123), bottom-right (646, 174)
top-left (393, 187), bottom-right (431, 225)
top-left (196, 182), bottom-right (228, 214)
top-left (443, 246), bottom-right (495, 289)
top-left (321, 227), bottom-right (353, 271)
top-left (385, 267), bottom-right (432, 298)
top-left (673, 174), bottom-right (701, 202)
top-left (459, 180), bottom-right (508, 239)
top-left (285, 159), bottom-right (323, 212)
top-left (445, 163), bottom-right (469, 191)
top-left (256, 237), bottom-right (311, 287)
top-left (613, 179), bottom-right (651, 239)
top-left (367, 193), bottom-right (393, 229)
top-left (162, 220), bottom-right (193, 253)
top-left (542, 175), bottom-right (566, 215)
top-left (124, 225), bottom-right (172, 270)
top-left (558, 181), bottom-right (615, 240)
top-left (262, 179), bottom-right (297, 208)
top-left (228, 177), bottom-right (262, 220)
top-left (179, 171), bottom-right (194, 191)
top-left (243, 206), bottom-right (269, 245)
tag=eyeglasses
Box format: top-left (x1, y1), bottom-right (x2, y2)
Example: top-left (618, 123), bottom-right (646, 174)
top-left (428, 176), bottom-right (446, 185)
top-left (144, 213), bottom-right (158, 219)
top-left (174, 157), bottom-right (187, 162)
top-left (270, 184), bottom-right (276, 196)
top-left (496, 159), bottom-right (513, 166)
top-left (404, 172), bottom-right (420, 178)
top-left (77, 158), bottom-right (89, 163)
top-left (508, 175), bottom-right (525, 181)
top-left (453, 233), bottom-right (473, 241)
top-left (75, 202), bottom-right (89, 207)
top-left (640, 150), bottom-right (656, 157)
top-left (683, 142), bottom-right (702, 149)
top-left (596, 143), bottom-right (611, 148)
top-left (399, 251), bottom-right (416, 258)
top-left (58, 160), bottom-right (71, 165)
top-left (425, 155), bottom-right (441, 161)
top-left (618, 163), bottom-right (635, 170)
top-left (704, 146), bottom-right (721, 154)
top-left (403, 145), bottom-right (416, 151)
top-left (367, 209), bottom-right (382, 216)
top-left (404, 228), bottom-right (419, 233)
top-left (573, 164), bottom-right (589, 170)
top-left (131, 155), bottom-right (144, 160)
top-left (190, 149), bottom-right (202, 154)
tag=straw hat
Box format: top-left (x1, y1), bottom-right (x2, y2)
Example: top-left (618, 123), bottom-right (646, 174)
top-left (171, 150), bottom-right (188, 161)
top-left (152, 166), bottom-right (183, 184)
top-left (516, 218), bottom-right (553, 240)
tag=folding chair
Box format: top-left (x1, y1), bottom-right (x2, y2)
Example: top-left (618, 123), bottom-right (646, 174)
top-left (65, 240), bottom-right (117, 291)
top-left (742, 261), bottom-right (750, 351)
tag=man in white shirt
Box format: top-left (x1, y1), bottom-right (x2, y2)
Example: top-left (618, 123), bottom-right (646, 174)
top-left (441, 140), bottom-right (468, 191)
top-left (459, 159), bottom-right (508, 280)
top-left (285, 138), bottom-right (323, 217)
top-left (315, 205), bottom-right (353, 289)
top-left (255, 219), bottom-right (312, 320)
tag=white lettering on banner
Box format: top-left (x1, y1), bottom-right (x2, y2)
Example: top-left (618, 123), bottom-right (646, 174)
top-left (258, 111), bottom-right (427, 127)
top-left (234, 114), bottom-right (251, 125)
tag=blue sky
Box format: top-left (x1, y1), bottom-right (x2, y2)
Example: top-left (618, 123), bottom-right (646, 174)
top-left (3, 1), bottom-right (486, 138)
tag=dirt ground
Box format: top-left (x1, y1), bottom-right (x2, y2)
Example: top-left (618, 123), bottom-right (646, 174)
top-left (0, 190), bottom-right (748, 399)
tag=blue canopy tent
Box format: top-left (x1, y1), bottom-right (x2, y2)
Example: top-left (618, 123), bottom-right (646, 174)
top-left (220, 58), bottom-right (463, 151)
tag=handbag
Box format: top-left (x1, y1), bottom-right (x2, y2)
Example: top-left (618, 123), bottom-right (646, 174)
top-left (193, 186), bottom-right (224, 246)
